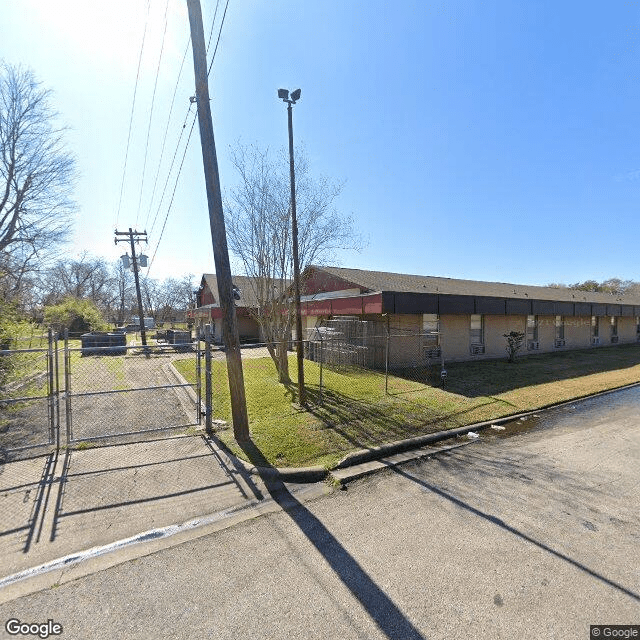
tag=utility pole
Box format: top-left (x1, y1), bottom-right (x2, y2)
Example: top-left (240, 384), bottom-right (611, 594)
top-left (115, 228), bottom-right (148, 346)
top-left (185, 0), bottom-right (250, 442)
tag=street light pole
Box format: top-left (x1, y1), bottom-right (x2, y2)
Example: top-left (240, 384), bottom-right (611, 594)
top-left (279, 88), bottom-right (305, 406)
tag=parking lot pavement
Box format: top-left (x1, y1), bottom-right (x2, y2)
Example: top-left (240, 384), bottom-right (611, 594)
top-left (1, 402), bottom-right (637, 639)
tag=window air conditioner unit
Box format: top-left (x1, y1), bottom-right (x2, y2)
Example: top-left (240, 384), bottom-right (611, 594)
top-left (425, 347), bottom-right (441, 359)
top-left (470, 343), bottom-right (485, 355)
top-left (528, 341), bottom-right (539, 350)
top-left (591, 337), bottom-right (600, 345)
top-left (611, 335), bottom-right (619, 344)
top-left (554, 339), bottom-right (566, 348)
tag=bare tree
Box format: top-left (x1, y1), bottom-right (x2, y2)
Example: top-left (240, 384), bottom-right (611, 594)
top-left (41, 252), bottom-right (113, 310)
top-left (141, 274), bottom-right (194, 325)
top-left (224, 143), bottom-right (361, 383)
top-left (109, 259), bottom-right (135, 325)
top-left (0, 63), bottom-right (76, 281)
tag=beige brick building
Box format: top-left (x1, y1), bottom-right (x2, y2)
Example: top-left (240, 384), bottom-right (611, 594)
top-left (300, 266), bottom-right (640, 365)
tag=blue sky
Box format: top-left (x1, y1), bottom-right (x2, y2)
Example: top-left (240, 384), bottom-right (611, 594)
top-left (2, 0), bottom-right (639, 286)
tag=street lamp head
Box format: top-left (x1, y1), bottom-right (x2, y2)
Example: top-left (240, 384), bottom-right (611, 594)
top-left (278, 88), bottom-right (289, 100)
top-left (290, 88), bottom-right (301, 102)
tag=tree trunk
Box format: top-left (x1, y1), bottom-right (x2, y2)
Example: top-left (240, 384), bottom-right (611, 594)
top-left (277, 338), bottom-right (291, 384)
top-left (264, 339), bottom-right (291, 384)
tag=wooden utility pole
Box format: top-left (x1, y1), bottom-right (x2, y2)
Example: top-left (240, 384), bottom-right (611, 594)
top-left (115, 228), bottom-right (148, 346)
top-left (185, 0), bottom-right (250, 442)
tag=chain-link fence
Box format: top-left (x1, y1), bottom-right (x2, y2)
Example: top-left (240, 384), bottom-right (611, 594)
top-left (1, 327), bottom-right (204, 456)
top-left (63, 330), bottom-right (202, 445)
top-left (305, 317), bottom-right (445, 391)
top-left (0, 330), bottom-right (57, 454)
top-left (2, 321), bottom-right (445, 455)
top-left (202, 330), bottom-right (447, 439)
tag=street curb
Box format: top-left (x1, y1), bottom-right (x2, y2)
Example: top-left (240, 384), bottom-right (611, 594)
top-left (207, 379), bottom-right (640, 484)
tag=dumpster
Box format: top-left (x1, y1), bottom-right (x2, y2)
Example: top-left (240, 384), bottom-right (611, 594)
top-left (80, 332), bottom-right (127, 355)
top-left (166, 329), bottom-right (191, 345)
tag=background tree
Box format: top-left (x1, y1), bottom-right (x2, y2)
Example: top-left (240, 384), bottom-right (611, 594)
top-left (0, 63), bottom-right (76, 296)
top-left (41, 252), bottom-right (113, 310)
top-left (224, 143), bottom-right (361, 383)
top-left (548, 278), bottom-right (640, 295)
top-left (43, 297), bottom-right (108, 334)
top-left (141, 274), bottom-right (194, 326)
top-left (110, 259), bottom-right (135, 325)
top-left (156, 275), bottom-right (195, 324)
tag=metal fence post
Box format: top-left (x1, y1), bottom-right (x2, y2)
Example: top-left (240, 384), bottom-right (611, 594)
top-left (47, 328), bottom-right (55, 446)
top-left (64, 329), bottom-right (72, 444)
top-left (319, 334), bottom-right (323, 402)
top-left (196, 332), bottom-right (202, 425)
top-left (54, 330), bottom-right (60, 450)
top-left (204, 324), bottom-right (212, 433)
top-left (385, 319), bottom-right (390, 395)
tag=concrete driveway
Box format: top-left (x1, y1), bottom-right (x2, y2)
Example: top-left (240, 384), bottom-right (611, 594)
top-left (0, 397), bottom-right (638, 639)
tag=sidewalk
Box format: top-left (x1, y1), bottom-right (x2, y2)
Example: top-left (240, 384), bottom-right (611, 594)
top-left (0, 434), bottom-right (286, 600)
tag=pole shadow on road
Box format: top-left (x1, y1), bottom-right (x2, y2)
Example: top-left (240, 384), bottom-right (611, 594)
top-left (390, 464), bottom-right (640, 604)
top-left (237, 439), bottom-right (427, 640)
top-left (47, 438), bottom-right (242, 542)
top-left (0, 452), bottom-right (57, 554)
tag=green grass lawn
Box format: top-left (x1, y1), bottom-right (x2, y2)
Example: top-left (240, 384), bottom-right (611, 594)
top-left (174, 344), bottom-right (640, 469)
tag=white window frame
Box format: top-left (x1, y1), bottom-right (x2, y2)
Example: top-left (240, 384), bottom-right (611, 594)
top-left (610, 316), bottom-right (618, 337)
top-left (422, 314), bottom-right (440, 356)
top-left (470, 314), bottom-right (484, 346)
top-left (526, 315), bottom-right (538, 348)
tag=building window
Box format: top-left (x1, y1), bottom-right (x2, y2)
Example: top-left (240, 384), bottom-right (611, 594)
top-left (422, 314), bottom-right (440, 355)
top-left (591, 316), bottom-right (599, 338)
top-left (470, 314), bottom-right (484, 345)
top-left (554, 316), bottom-right (565, 347)
top-left (526, 315), bottom-right (538, 348)
top-left (610, 316), bottom-right (618, 339)
top-left (636, 317), bottom-right (640, 335)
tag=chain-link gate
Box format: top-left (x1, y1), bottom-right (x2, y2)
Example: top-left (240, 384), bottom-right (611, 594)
top-left (62, 330), bottom-right (203, 445)
top-left (1, 329), bottom-right (206, 456)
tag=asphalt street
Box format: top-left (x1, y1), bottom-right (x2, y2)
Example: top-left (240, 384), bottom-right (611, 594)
top-left (0, 395), bottom-right (638, 639)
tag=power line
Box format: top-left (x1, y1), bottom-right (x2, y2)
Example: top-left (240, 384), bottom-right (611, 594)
top-left (208, 0), bottom-right (230, 77)
top-left (135, 0), bottom-right (171, 229)
top-left (148, 103), bottom-right (194, 240)
top-left (115, 0), bottom-right (151, 230)
top-left (143, 36), bottom-right (191, 231)
top-left (145, 0), bottom-right (230, 279)
top-left (206, 0), bottom-right (222, 52)
top-left (146, 116), bottom-right (197, 276)
top-left (145, 2), bottom-right (221, 247)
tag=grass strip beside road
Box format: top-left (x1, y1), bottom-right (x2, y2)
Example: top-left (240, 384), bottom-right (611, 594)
top-left (174, 344), bottom-right (640, 469)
